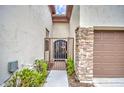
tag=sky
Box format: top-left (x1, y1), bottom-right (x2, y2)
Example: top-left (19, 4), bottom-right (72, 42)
top-left (55, 5), bottom-right (66, 15)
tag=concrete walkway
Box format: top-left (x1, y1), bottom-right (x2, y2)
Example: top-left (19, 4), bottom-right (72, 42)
top-left (44, 70), bottom-right (68, 87)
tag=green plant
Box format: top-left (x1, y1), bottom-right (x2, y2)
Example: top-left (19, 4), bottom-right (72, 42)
top-left (66, 57), bottom-right (75, 76)
top-left (6, 68), bottom-right (44, 87)
top-left (19, 68), bottom-right (43, 87)
top-left (7, 73), bottom-right (18, 87)
top-left (6, 59), bottom-right (48, 87)
top-left (35, 59), bottom-right (48, 73)
top-left (35, 59), bottom-right (43, 73)
top-left (35, 59), bottom-right (48, 83)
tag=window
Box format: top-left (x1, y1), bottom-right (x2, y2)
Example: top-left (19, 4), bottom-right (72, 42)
top-left (55, 5), bottom-right (66, 15)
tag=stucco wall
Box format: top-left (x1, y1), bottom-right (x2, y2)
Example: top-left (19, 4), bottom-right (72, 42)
top-left (52, 23), bottom-right (69, 38)
top-left (69, 6), bottom-right (80, 63)
top-left (69, 5), bottom-right (80, 37)
top-left (0, 5), bottom-right (52, 84)
top-left (80, 5), bottom-right (124, 26)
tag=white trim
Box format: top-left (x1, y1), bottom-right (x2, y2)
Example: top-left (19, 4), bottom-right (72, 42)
top-left (94, 26), bottom-right (124, 31)
top-left (80, 80), bottom-right (93, 84)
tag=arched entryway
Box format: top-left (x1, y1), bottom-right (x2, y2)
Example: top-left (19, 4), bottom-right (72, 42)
top-left (54, 40), bottom-right (67, 60)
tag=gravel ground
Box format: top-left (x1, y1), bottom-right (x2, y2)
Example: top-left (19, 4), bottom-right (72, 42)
top-left (68, 73), bottom-right (94, 87)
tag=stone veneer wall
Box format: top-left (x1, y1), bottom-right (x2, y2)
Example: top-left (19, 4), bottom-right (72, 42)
top-left (75, 27), bottom-right (94, 83)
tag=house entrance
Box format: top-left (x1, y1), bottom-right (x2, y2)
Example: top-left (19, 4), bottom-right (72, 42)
top-left (54, 40), bottom-right (67, 60)
top-left (44, 38), bottom-right (74, 70)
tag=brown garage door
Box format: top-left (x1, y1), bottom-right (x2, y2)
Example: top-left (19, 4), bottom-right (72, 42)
top-left (94, 30), bottom-right (124, 77)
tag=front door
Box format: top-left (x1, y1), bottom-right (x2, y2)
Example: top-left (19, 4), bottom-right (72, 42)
top-left (54, 40), bottom-right (67, 60)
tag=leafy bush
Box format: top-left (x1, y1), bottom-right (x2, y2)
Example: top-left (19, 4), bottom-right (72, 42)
top-left (6, 59), bottom-right (48, 87)
top-left (35, 59), bottom-right (44, 72)
top-left (6, 68), bottom-right (43, 87)
top-left (6, 72), bottom-right (18, 87)
top-left (35, 59), bottom-right (48, 81)
top-left (66, 57), bottom-right (75, 76)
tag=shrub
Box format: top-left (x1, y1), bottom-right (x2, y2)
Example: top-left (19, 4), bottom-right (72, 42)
top-left (35, 59), bottom-right (44, 72)
top-left (6, 59), bottom-right (48, 87)
top-left (35, 59), bottom-right (48, 82)
top-left (6, 72), bottom-right (18, 87)
top-left (66, 57), bottom-right (75, 76)
top-left (6, 68), bottom-right (43, 87)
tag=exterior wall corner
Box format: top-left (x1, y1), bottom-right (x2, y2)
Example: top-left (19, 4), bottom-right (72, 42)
top-left (75, 27), bottom-right (94, 83)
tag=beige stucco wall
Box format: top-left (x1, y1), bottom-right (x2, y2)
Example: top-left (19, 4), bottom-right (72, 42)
top-left (80, 5), bottom-right (124, 26)
top-left (52, 23), bottom-right (69, 38)
top-left (69, 6), bottom-right (80, 63)
top-left (69, 6), bottom-right (80, 37)
top-left (50, 23), bottom-right (69, 61)
top-left (0, 5), bottom-right (52, 84)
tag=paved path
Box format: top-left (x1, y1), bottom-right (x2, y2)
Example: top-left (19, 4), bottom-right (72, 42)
top-left (44, 70), bottom-right (68, 87)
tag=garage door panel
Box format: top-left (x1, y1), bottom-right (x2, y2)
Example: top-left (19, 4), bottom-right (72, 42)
top-left (94, 51), bottom-right (124, 56)
top-left (94, 30), bottom-right (124, 77)
top-left (94, 44), bottom-right (117, 51)
top-left (94, 44), bottom-right (124, 51)
top-left (102, 32), bottom-right (115, 40)
top-left (94, 40), bottom-right (116, 44)
top-left (94, 33), bottom-right (101, 39)
top-left (94, 64), bottom-right (124, 68)
top-left (115, 45), bottom-right (124, 51)
top-left (94, 55), bottom-right (124, 60)
top-left (114, 38), bottom-right (124, 43)
top-left (116, 32), bottom-right (124, 39)
top-left (93, 55), bottom-right (124, 63)
top-left (94, 70), bottom-right (124, 76)
top-left (94, 57), bottom-right (124, 66)
top-left (94, 61), bottom-right (124, 64)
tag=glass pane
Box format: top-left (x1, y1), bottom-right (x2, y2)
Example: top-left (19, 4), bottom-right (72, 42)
top-left (55, 5), bottom-right (66, 15)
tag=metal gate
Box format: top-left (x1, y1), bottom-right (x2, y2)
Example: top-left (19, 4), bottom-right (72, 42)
top-left (44, 38), bottom-right (74, 70)
top-left (54, 40), bottom-right (67, 60)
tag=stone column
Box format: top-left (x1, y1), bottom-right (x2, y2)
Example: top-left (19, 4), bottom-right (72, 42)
top-left (75, 27), bottom-right (94, 83)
